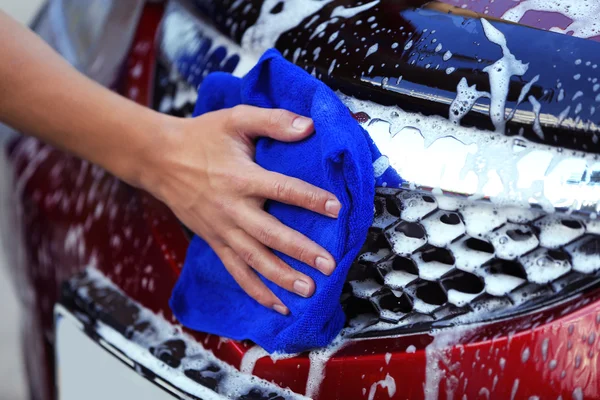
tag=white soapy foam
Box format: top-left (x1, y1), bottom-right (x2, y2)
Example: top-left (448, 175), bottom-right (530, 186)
top-left (406, 345), bottom-right (416, 353)
top-left (162, 6), bottom-right (255, 77)
top-left (510, 379), bottom-right (520, 400)
top-left (95, 321), bottom-right (229, 400)
top-left (485, 223), bottom-right (539, 259)
top-left (350, 278), bottom-right (382, 298)
top-left (173, 81), bottom-right (199, 109)
top-left (366, 43), bottom-right (379, 58)
top-left (573, 388), bottom-right (584, 400)
top-left (521, 347), bottom-right (530, 362)
top-left (558, 105), bottom-right (571, 124)
top-left (449, 78), bottom-right (490, 125)
top-left (384, 270), bottom-right (418, 289)
top-left (520, 248), bottom-right (571, 284)
top-left (387, 229), bottom-right (427, 256)
top-left (331, 0), bottom-right (379, 19)
top-left (461, 204), bottom-right (507, 237)
top-left (534, 216), bottom-right (585, 249)
top-left (83, 269), bottom-right (308, 400)
top-left (502, 0), bottom-right (600, 39)
top-left (434, 194), bottom-right (463, 211)
top-left (373, 155), bottom-right (390, 177)
top-left (404, 40), bottom-right (414, 51)
top-left (243, 0), bottom-right (333, 50)
top-left (420, 210), bottom-right (466, 247)
top-left (311, 2), bottom-right (381, 42)
top-left (566, 238), bottom-right (600, 274)
top-left (340, 93), bottom-right (593, 213)
top-left (528, 96), bottom-right (545, 140)
top-left (448, 289), bottom-right (480, 307)
top-left (446, 67), bottom-right (456, 74)
top-left (313, 46), bottom-right (321, 61)
top-left (450, 237), bottom-right (495, 274)
top-left (443, 51), bottom-right (452, 61)
top-left (481, 19), bottom-right (529, 133)
top-left (372, 203), bottom-right (400, 230)
top-left (328, 59), bottom-right (336, 75)
top-left (499, 358), bottom-right (506, 370)
top-left (424, 326), bottom-right (476, 400)
top-left (398, 191), bottom-right (437, 222)
top-left (240, 346), bottom-right (269, 374)
top-left (328, 31), bottom-right (339, 44)
top-left (409, 296), bottom-right (438, 314)
top-left (385, 352), bottom-right (392, 364)
top-left (305, 323), bottom-right (367, 399)
top-left (435, 43), bottom-right (443, 53)
top-left (368, 373), bottom-right (396, 400)
top-left (414, 254), bottom-right (454, 281)
top-left (359, 248), bottom-right (392, 263)
top-left (484, 274), bottom-right (525, 296)
top-left (541, 338), bottom-right (549, 361)
top-left (515, 75), bottom-right (540, 108)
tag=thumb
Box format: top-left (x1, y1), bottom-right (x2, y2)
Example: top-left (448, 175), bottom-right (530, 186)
top-left (227, 105), bottom-right (314, 142)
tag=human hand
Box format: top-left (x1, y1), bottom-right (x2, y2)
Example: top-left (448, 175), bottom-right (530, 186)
top-left (144, 106), bottom-right (341, 315)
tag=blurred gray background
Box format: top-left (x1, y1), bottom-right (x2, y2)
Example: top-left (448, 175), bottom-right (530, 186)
top-left (1, 2), bottom-right (45, 399)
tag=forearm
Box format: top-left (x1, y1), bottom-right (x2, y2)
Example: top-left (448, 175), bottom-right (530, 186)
top-left (0, 12), bottom-right (346, 311)
top-left (0, 11), bottom-right (165, 187)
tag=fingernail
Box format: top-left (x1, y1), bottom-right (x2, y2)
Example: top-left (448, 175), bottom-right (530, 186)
top-left (316, 256), bottom-right (335, 276)
top-left (273, 304), bottom-right (289, 315)
top-left (325, 199), bottom-right (341, 217)
top-left (293, 279), bottom-right (311, 297)
top-left (292, 116), bottom-right (312, 131)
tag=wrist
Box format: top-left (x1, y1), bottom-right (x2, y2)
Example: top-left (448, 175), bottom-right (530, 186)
top-left (117, 110), bottom-right (175, 194)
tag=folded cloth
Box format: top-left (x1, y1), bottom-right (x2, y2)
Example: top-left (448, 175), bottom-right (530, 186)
top-left (170, 49), bottom-right (400, 353)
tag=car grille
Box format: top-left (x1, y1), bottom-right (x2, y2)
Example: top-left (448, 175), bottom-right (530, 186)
top-left (343, 189), bottom-right (600, 337)
top-left (153, 64), bottom-right (600, 338)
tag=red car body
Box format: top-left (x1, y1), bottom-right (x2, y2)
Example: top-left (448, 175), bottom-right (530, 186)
top-left (6, 1), bottom-right (600, 399)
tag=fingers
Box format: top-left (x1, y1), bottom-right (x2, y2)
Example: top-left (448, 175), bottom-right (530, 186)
top-left (237, 207), bottom-right (336, 276)
top-left (255, 171), bottom-right (341, 218)
top-left (226, 229), bottom-right (316, 299)
top-left (213, 244), bottom-right (289, 315)
top-left (227, 105), bottom-right (314, 142)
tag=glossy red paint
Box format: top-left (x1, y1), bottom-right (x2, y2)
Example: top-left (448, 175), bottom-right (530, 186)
top-left (9, 1), bottom-right (600, 399)
top-left (117, 3), bottom-right (600, 398)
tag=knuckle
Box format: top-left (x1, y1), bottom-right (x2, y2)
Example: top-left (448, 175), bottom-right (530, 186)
top-left (229, 173), bottom-right (250, 192)
top-left (272, 260), bottom-right (294, 284)
top-left (272, 179), bottom-right (290, 200)
top-left (294, 245), bottom-right (310, 264)
top-left (228, 105), bottom-right (249, 130)
top-left (239, 246), bottom-right (258, 267)
top-left (256, 226), bottom-right (276, 247)
top-left (268, 109), bottom-right (288, 128)
top-left (248, 287), bottom-right (271, 306)
top-left (305, 190), bottom-right (322, 209)
top-left (213, 197), bottom-right (233, 213)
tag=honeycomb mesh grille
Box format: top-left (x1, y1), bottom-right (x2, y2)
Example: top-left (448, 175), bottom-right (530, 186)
top-left (343, 188), bottom-right (600, 337)
top-left (153, 65), bottom-right (600, 338)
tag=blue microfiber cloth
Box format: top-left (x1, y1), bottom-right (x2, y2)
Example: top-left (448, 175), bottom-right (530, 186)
top-left (170, 49), bottom-right (401, 353)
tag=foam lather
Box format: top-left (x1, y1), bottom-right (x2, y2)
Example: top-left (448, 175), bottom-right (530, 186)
top-left (170, 49), bottom-right (400, 353)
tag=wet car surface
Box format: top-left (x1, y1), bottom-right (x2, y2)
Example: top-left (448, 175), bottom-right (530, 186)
top-left (5, 0), bottom-right (600, 399)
